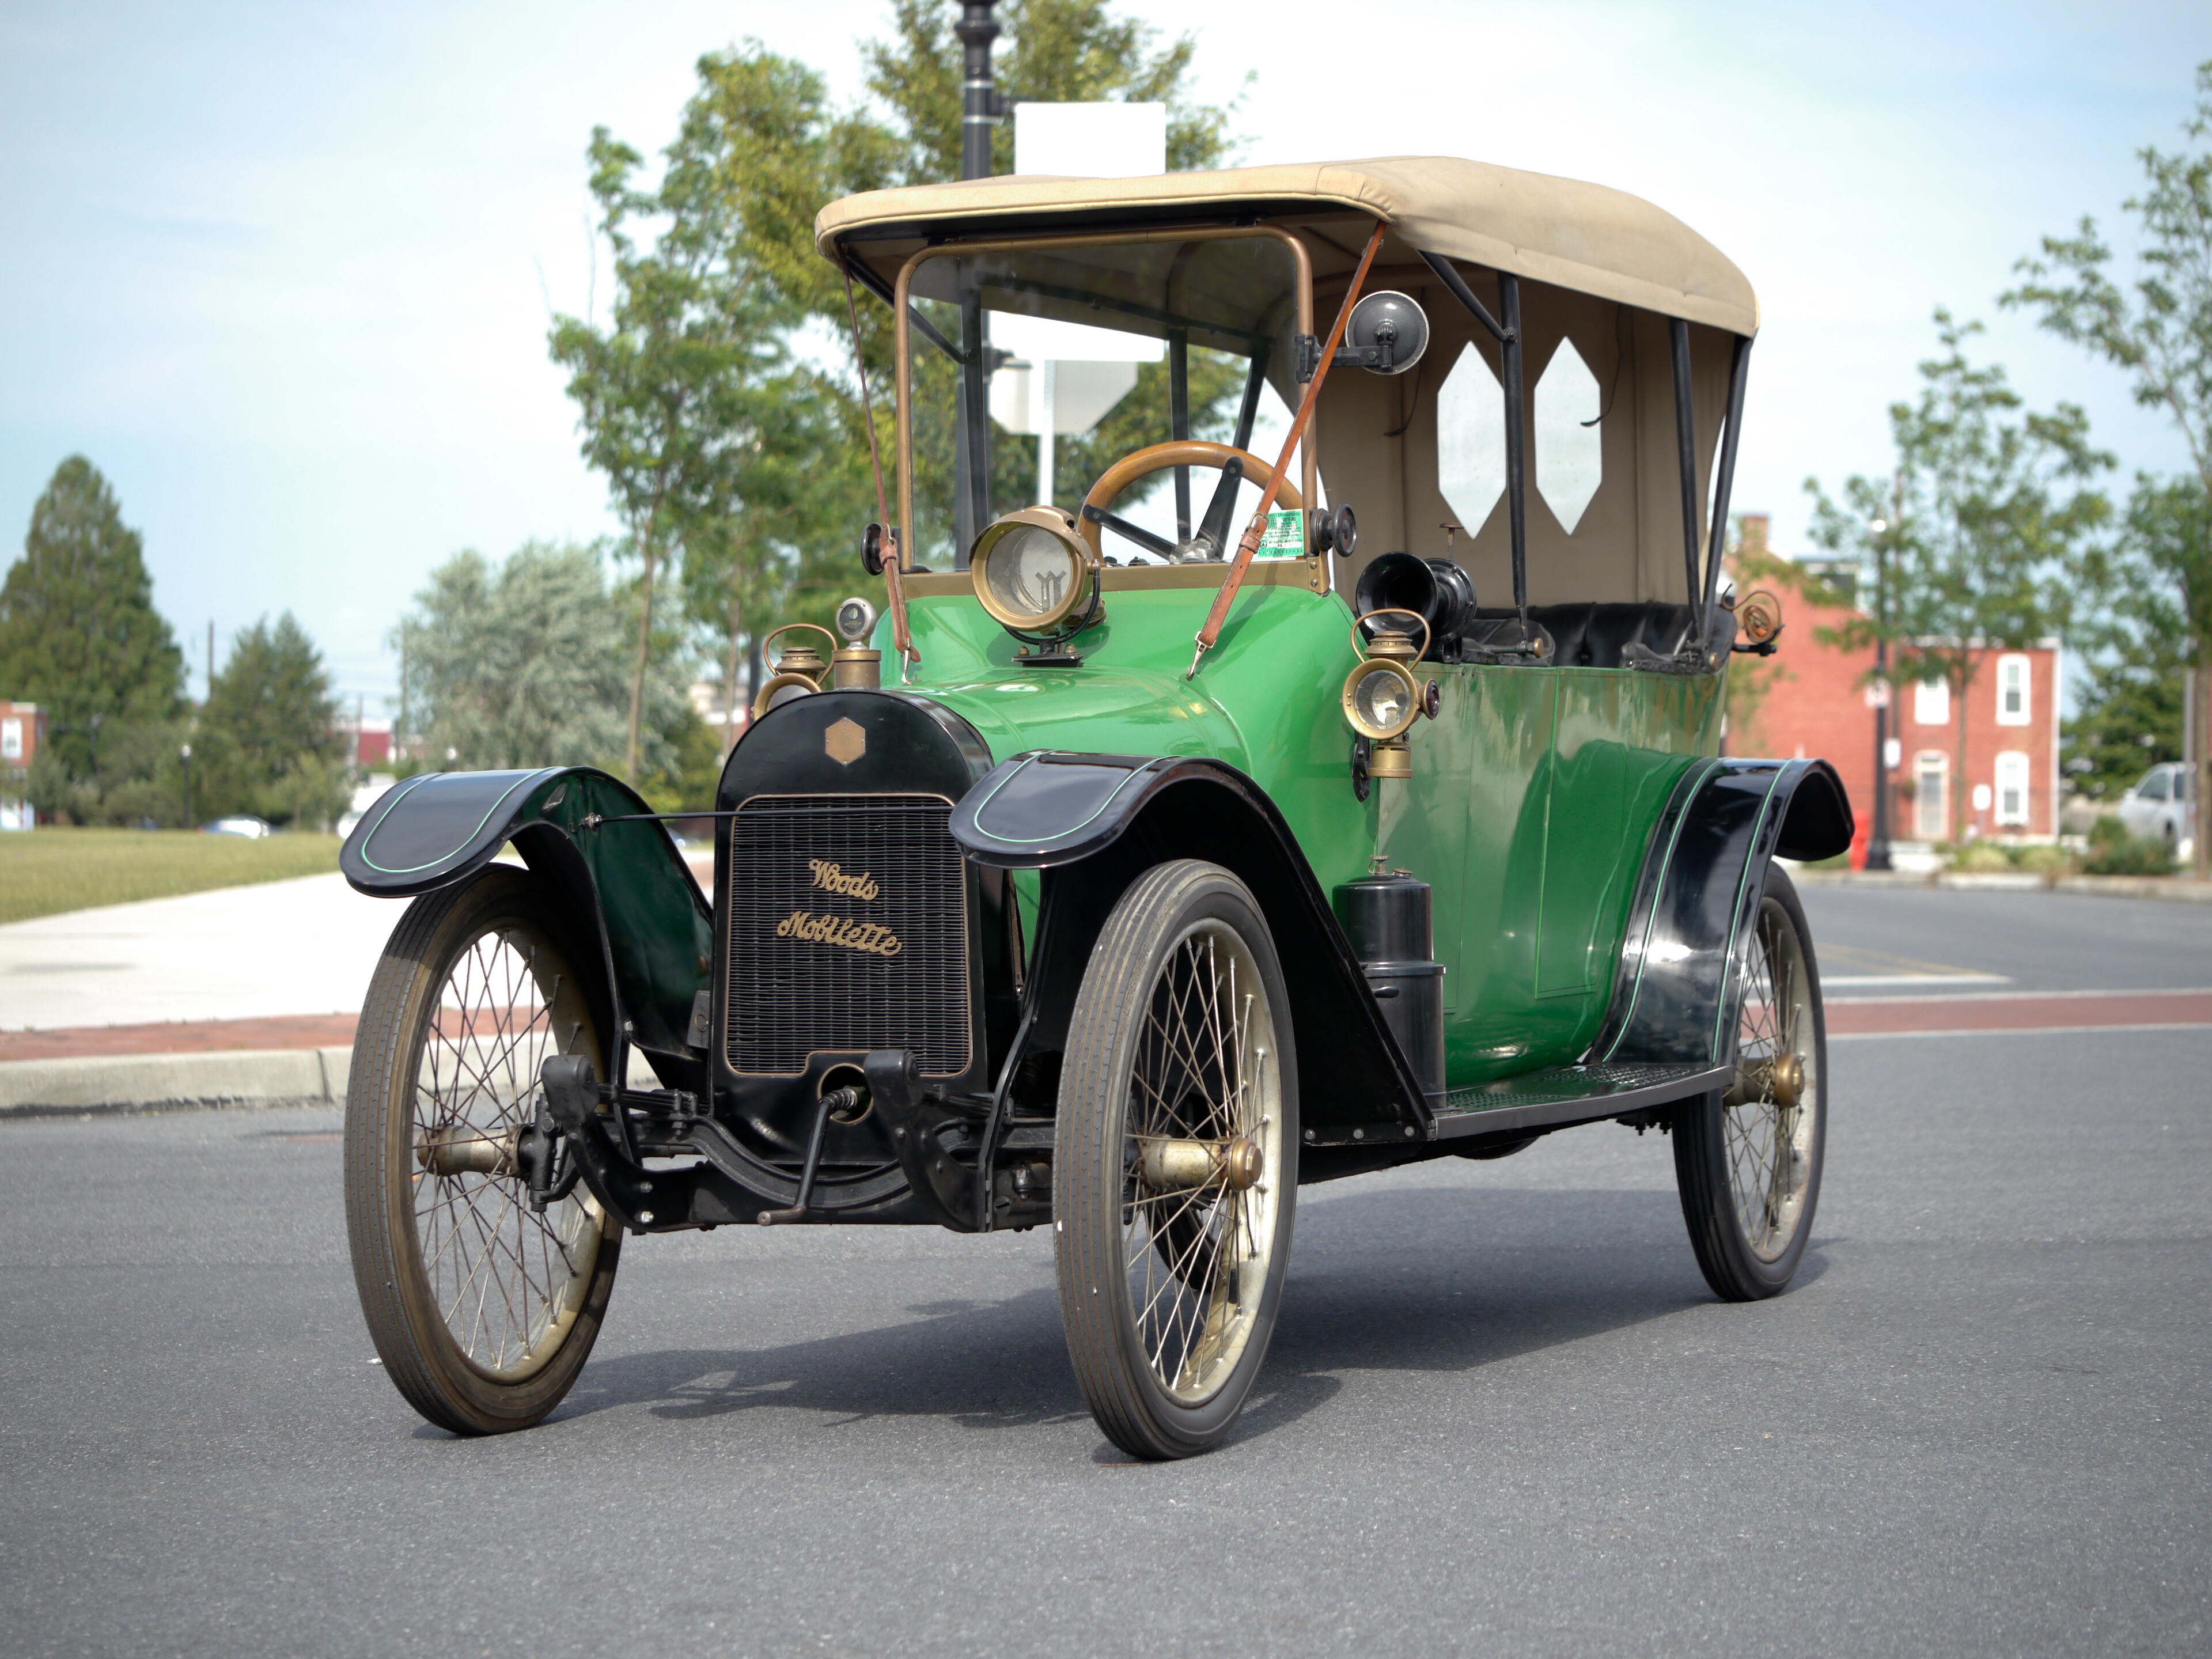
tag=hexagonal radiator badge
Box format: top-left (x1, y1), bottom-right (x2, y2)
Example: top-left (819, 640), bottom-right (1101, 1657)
top-left (824, 717), bottom-right (866, 765)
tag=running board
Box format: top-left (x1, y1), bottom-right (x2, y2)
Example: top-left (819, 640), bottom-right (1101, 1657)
top-left (1430, 1060), bottom-right (1730, 1141)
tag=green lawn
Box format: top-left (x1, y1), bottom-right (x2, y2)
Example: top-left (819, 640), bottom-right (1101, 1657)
top-left (0, 828), bottom-right (344, 925)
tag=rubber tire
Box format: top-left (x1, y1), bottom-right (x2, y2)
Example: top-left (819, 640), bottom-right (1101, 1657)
top-left (1672, 861), bottom-right (1825, 1301)
top-left (345, 865), bottom-right (620, 1434)
top-left (1054, 861), bottom-right (1298, 1460)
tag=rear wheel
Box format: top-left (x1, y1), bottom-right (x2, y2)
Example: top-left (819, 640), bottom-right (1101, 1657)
top-left (1672, 862), bottom-right (1825, 1301)
top-left (345, 865), bottom-right (619, 1434)
top-left (1055, 861), bottom-right (1297, 1460)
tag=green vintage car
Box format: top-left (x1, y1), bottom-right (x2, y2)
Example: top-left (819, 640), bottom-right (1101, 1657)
top-left (339, 157), bottom-right (1850, 1458)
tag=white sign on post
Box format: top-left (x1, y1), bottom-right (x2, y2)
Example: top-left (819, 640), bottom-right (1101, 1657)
top-left (991, 102), bottom-right (1167, 509)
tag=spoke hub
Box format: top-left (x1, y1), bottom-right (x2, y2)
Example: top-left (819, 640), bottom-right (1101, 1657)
top-left (1137, 1135), bottom-right (1264, 1191)
top-left (418, 1123), bottom-right (522, 1179)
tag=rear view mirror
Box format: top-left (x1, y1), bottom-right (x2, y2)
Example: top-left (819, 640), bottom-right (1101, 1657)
top-left (1342, 291), bottom-right (1429, 376)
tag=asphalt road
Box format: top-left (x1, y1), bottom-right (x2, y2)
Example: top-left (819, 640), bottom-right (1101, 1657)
top-left (2, 888), bottom-right (2206, 1658)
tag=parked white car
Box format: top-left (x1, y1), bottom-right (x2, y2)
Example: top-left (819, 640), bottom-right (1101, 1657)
top-left (2118, 763), bottom-right (2196, 854)
top-left (204, 816), bottom-right (273, 839)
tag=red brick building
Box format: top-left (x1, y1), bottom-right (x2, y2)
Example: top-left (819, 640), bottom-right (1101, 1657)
top-left (334, 715), bottom-right (393, 769)
top-left (1, 700), bottom-right (43, 830)
top-left (1728, 518), bottom-right (2062, 849)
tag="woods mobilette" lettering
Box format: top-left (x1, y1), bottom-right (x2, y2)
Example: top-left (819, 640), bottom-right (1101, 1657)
top-left (808, 860), bottom-right (880, 901)
top-left (775, 910), bottom-right (902, 957)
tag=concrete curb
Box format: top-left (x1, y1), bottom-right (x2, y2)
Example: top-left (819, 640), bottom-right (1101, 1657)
top-left (0, 1047), bottom-right (353, 1118)
top-left (1792, 869), bottom-right (2212, 902)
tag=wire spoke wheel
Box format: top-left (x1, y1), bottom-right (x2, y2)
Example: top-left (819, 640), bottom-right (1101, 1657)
top-left (1056, 862), bottom-right (1297, 1460)
top-left (411, 926), bottom-right (601, 1378)
top-left (347, 866), bottom-right (620, 1434)
top-left (1123, 923), bottom-right (1282, 1399)
top-left (1723, 895), bottom-right (1816, 1261)
top-left (1673, 862), bottom-right (1826, 1300)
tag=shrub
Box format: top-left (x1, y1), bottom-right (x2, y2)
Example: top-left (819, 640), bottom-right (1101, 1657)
top-left (2082, 831), bottom-right (2177, 876)
top-left (1950, 841), bottom-right (2014, 872)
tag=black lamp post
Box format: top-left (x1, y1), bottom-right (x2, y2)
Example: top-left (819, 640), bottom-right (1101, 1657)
top-left (1863, 516), bottom-right (1895, 870)
top-left (180, 743), bottom-right (193, 830)
top-left (950, 0), bottom-right (1001, 565)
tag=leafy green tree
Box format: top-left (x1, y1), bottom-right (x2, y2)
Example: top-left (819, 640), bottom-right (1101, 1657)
top-left (0, 456), bottom-right (183, 787)
top-left (198, 613), bottom-right (349, 828)
top-left (553, 2), bottom-right (1251, 749)
top-left (24, 717), bottom-right (194, 828)
top-left (550, 122), bottom-right (806, 785)
top-left (863, 0), bottom-right (1239, 188)
top-left (637, 2), bottom-right (1248, 623)
top-left (394, 541), bottom-right (699, 796)
top-left (2005, 60), bottom-right (2212, 870)
top-left (2064, 655), bottom-right (2183, 799)
top-left (1808, 311), bottom-right (2110, 841)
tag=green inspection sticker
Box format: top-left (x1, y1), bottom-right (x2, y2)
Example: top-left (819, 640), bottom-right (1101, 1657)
top-left (1254, 509), bottom-right (1306, 558)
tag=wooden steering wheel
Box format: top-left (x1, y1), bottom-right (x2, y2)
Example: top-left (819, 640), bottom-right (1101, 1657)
top-left (1078, 440), bottom-right (1305, 562)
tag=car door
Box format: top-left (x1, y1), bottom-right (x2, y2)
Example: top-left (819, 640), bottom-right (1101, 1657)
top-left (2122, 768), bottom-right (2167, 839)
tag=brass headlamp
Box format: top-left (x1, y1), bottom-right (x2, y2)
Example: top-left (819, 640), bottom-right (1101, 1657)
top-left (969, 507), bottom-right (1101, 638)
top-left (1342, 608), bottom-right (1433, 780)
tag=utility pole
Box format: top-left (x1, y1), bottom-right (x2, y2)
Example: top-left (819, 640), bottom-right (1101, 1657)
top-left (206, 620), bottom-right (215, 704)
top-left (950, 0), bottom-right (1002, 567)
top-left (1865, 505), bottom-right (1895, 870)
top-left (2188, 662), bottom-right (2206, 881)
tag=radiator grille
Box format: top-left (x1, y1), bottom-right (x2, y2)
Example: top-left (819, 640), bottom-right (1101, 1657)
top-left (723, 794), bottom-right (970, 1077)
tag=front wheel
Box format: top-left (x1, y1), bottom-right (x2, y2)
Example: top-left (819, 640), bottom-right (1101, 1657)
top-left (1054, 861), bottom-right (1298, 1460)
top-left (1672, 862), bottom-right (1827, 1301)
top-left (345, 865), bottom-right (620, 1434)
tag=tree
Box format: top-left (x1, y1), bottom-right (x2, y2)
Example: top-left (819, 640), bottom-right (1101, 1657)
top-left (2005, 60), bottom-right (2212, 870)
top-left (1807, 311), bottom-right (2109, 842)
top-left (393, 541), bottom-right (703, 801)
top-left (647, 2), bottom-right (1248, 632)
top-left (198, 612), bottom-right (349, 829)
top-left (550, 124), bottom-right (802, 785)
top-left (0, 456), bottom-right (183, 786)
top-left (553, 2), bottom-right (1252, 758)
top-left (2064, 654), bottom-right (2183, 800)
top-left (840, 2), bottom-right (1249, 533)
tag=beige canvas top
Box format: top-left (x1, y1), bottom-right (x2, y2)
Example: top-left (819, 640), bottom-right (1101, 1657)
top-left (815, 155), bottom-right (1757, 336)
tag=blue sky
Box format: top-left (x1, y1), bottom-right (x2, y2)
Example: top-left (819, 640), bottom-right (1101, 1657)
top-left (1, 0), bottom-right (2202, 709)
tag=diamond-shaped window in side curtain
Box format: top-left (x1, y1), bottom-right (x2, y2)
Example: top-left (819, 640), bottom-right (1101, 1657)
top-left (1436, 342), bottom-right (1506, 538)
top-left (1533, 339), bottom-right (1603, 533)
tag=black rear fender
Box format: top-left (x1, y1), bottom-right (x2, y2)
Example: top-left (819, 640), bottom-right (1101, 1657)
top-left (951, 752), bottom-right (1431, 1149)
top-left (1592, 756), bottom-right (1850, 1066)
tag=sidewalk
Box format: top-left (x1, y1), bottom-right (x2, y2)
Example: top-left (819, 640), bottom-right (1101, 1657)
top-left (0, 873), bottom-right (395, 1113)
top-left (1791, 868), bottom-right (2212, 900)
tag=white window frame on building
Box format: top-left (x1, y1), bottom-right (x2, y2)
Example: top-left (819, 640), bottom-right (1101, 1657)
top-left (1994, 750), bottom-right (2031, 827)
top-left (1914, 751), bottom-right (1948, 840)
top-left (1995, 653), bottom-right (2031, 726)
top-left (1913, 678), bottom-right (1950, 727)
top-left (1, 718), bottom-right (20, 761)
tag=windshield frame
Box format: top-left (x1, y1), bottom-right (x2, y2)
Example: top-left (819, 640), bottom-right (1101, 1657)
top-left (891, 224), bottom-right (1315, 574)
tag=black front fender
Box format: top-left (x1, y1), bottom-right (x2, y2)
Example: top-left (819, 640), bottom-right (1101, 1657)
top-left (1592, 756), bottom-right (1850, 1067)
top-left (341, 767), bottom-right (713, 1085)
top-left (952, 752), bottom-right (1431, 1150)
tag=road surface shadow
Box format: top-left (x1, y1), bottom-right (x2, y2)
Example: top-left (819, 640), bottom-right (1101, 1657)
top-left (535, 1184), bottom-right (1832, 1452)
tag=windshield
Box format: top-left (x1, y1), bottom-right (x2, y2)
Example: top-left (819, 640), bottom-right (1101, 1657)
top-left (896, 230), bottom-right (1313, 569)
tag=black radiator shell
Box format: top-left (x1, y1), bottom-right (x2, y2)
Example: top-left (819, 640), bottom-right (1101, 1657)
top-left (708, 692), bottom-right (1009, 1209)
